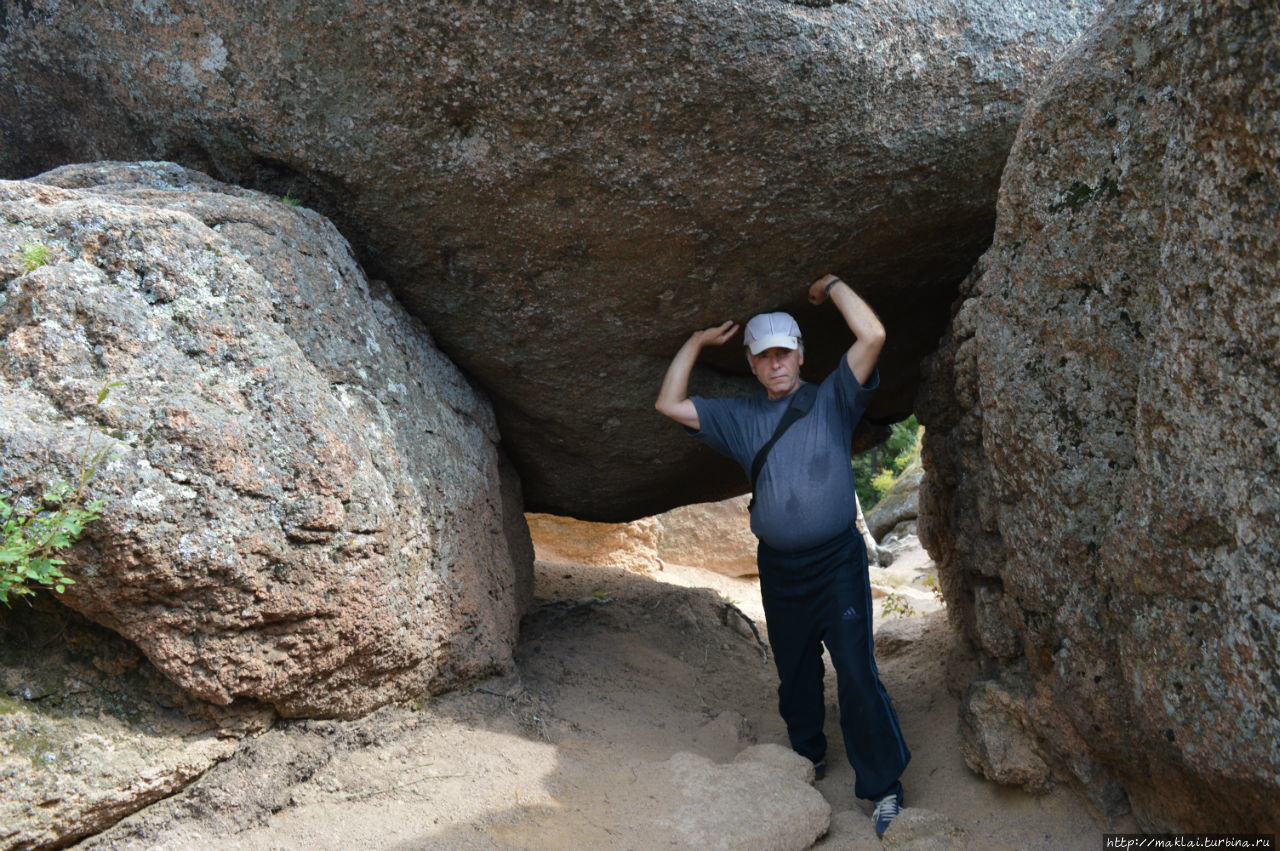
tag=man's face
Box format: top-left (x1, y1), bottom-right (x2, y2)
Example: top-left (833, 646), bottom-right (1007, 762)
top-left (749, 345), bottom-right (804, 400)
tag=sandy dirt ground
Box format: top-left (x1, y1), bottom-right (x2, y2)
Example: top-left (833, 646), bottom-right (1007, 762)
top-left (84, 536), bottom-right (1138, 849)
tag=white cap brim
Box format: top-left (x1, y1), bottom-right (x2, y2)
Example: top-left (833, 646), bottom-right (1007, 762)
top-left (747, 333), bottom-right (799, 355)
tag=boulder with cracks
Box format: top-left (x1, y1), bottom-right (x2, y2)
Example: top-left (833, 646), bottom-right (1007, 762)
top-left (918, 0), bottom-right (1279, 832)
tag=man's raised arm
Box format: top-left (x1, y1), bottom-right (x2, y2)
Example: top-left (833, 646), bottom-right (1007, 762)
top-left (807, 274), bottom-right (886, 386)
top-left (655, 320), bottom-right (739, 430)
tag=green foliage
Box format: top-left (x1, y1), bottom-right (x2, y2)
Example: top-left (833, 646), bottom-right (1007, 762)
top-left (880, 592), bottom-right (916, 619)
top-left (854, 415), bottom-right (922, 510)
top-left (0, 383), bottom-right (121, 606)
top-left (18, 241), bottom-right (51, 272)
top-left (281, 189), bottom-right (302, 207)
top-left (923, 574), bottom-right (945, 604)
top-left (870, 466), bottom-right (897, 497)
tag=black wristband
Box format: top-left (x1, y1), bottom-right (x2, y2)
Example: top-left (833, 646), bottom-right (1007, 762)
top-left (824, 278), bottom-right (844, 296)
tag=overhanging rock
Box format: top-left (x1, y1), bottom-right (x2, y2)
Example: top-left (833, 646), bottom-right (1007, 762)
top-left (0, 0), bottom-right (1103, 518)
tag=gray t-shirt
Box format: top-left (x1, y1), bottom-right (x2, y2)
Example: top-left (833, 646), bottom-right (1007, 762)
top-left (689, 360), bottom-right (878, 553)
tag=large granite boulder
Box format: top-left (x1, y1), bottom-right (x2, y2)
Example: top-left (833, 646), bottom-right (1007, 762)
top-left (0, 0), bottom-right (1102, 519)
top-left (917, 0), bottom-right (1279, 832)
top-left (866, 454), bottom-right (924, 541)
top-left (0, 161), bottom-right (533, 718)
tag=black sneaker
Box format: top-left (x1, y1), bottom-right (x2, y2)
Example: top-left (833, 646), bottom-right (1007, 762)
top-left (812, 759), bottom-right (826, 781)
top-left (872, 786), bottom-right (903, 837)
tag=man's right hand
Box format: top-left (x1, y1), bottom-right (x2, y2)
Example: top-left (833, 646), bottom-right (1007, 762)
top-left (655, 320), bottom-right (739, 430)
top-left (692, 320), bottom-right (740, 348)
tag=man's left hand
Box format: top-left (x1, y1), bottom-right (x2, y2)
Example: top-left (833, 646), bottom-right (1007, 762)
top-left (808, 274), bottom-right (840, 305)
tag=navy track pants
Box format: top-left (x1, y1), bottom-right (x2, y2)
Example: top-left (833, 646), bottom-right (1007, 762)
top-left (757, 525), bottom-right (911, 801)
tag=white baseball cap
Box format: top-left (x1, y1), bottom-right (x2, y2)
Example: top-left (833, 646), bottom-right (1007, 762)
top-left (744, 312), bottom-right (802, 355)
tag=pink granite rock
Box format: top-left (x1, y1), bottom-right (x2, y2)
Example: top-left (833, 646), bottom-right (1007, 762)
top-left (918, 0), bottom-right (1279, 831)
top-left (0, 162), bottom-right (532, 718)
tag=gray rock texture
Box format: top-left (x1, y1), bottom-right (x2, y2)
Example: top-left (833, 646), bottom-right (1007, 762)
top-left (866, 454), bottom-right (924, 541)
top-left (826, 806), bottom-right (964, 849)
top-left (917, 0), bottom-right (1279, 832)
top-left (957, 670), bottom-right (1053, 795)
top-left (0, 0), bottom-right (1101, 519)
top-left (630, 748), bottom-right (830, 850)
top-left (1, 602), bottom-right (272, 850)
top-left (0, 161), bottom-right (532, 718)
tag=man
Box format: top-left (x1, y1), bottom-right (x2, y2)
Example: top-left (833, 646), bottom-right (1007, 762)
top-left (654, 274), bottom-right (910, 837)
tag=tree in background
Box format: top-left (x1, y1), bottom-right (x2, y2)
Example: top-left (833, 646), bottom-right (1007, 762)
top-left (854, 415), bottom-right (921, 510)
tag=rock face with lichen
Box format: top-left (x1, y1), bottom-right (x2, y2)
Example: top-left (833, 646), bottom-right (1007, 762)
top-left (0, 0), bottom-right (1102, 519)
top-left (918, 0), bottom-right (1279, 832)
top-left (0, 603), bottom-right (273, 849)
top-left (0, 161), bottom-right (533, 719)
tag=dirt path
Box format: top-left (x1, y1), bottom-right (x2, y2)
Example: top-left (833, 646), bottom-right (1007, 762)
top-left (86, 539), bottom-right (1136, 849)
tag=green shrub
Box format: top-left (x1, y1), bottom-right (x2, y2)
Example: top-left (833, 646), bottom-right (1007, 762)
top-left (854, 415), bottom-right (922, 510)
top-left (923, 574), bottom-right (945, 604)
top-left (870, 467), bottom-right (897, 497)
top-left (0, 383), bottom-right (120, 606)
top-left (880, 591), bottom-right (917, 619)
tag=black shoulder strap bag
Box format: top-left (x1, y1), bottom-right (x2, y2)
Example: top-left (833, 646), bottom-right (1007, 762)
top-left (747, 382), bottom-right (818, 513)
